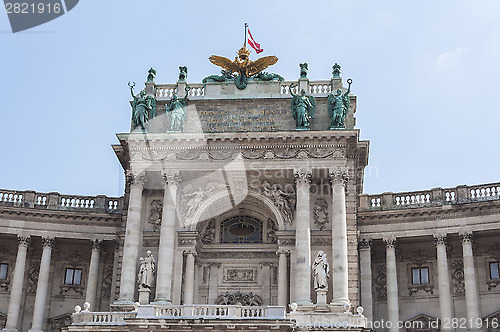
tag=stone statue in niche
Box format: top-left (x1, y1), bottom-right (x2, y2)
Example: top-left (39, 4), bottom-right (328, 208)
top-left (262, 182), bottom-right (294, 224)
top-left (166, 86), bottom-right (190, 132)
top-left (328, 78), bottom-right (352, 129)
top-left (290, 83), bottom-right (316, 130)
top-left (313, 250), bottom-right (330, 291)
top-left (138, 251), bottom-right (155, 289)
top-left (128, 82), bottom-right (157, 131)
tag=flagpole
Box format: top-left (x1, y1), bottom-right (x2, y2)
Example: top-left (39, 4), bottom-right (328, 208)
top-left (244, 22), bottom-right (248, 48)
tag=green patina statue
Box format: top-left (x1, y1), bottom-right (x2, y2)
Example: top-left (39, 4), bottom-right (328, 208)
top-left (300, 63), bottom-right (308, 79)
top-left (332, 63), bottom-right (341, 78)
top-left (129, 82), bottom-right (157, 131)
top-left (178, 66), bottom-right (188, 82)
top-left (202, 70), bottom-right (234, 83)
top-left (146, 68), bottom-right (156, 83)
top-left (328, 78), bottom-right (352, 129)
top-left (255, 71), bottom-right (284, 81)
top-left (166, 86), bottom-right (191, 132)
top-left (290, 83), bottom-right (316, 130)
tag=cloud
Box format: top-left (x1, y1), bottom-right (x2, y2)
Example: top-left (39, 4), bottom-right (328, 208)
top-left (436, 48), bottom-right (465, 72)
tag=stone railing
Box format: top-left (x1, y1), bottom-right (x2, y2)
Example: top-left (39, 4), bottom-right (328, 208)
top-left (142, 304), bottom-right (285, 320)
top-left (359, 182), bottom-right (500, 211)
top-left (0, 189), bottom-right (123, 214)
top-left (72, 311), bottom-right (135, 325)
top-left (155, 79), bottom-right (343, 100)
top-left (156, 83), bottom-right (205, 100)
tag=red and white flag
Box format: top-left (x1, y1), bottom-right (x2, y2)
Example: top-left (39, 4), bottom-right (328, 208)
top-left (247, 29), bottom-right (263, 54)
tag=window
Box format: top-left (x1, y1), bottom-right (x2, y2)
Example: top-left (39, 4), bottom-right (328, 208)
top-left (411, 267), bottom-right (430, 285)
top-left (0, 263), bottom-right (7, 279)
top-left (64, 268), bottom-right (82, 285)
top-left (490, 262), bottom-right (500, 279)
top-left (221, 216), bottom-right (262, 243)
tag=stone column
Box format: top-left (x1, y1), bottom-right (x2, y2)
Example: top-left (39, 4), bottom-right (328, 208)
top-left (358, 239), bottom-right (373, 323)
top-left (208, 263), bottom-right (220, 304)
top-left (3, 236), bottom-right (30, 332)
top-left (117, 172), bottom-right (145, 303)
top-left (293, 168), bottom-right (312, 305)
top-left (329, 169), bottom-right (349, 304)
top-left (434, 234), bottom-right (453, 331)
top-left (85, 239), bottom-right (101, 308)
top-left (260, 263), bottom-right (272, 305)
top-left (460, 232), bottom-right (481, 331)
top-left (183, 250), bottom-right (196, 305)
top-left (29, 237), bottom-right (55, 332)
top-left (276, 249), bottom-right (289, 307)
top-left (155, 171), bottom-right (180, 303)
top-left (384, 237), bottom-right (399, 332)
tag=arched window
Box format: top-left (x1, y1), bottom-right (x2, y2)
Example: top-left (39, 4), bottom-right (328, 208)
top-left (220, 216), bottom-right (263, 244)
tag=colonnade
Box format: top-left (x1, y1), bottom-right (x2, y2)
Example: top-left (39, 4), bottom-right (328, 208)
top-left (2, 237), bottom-right (104, 332)
top-left (359, 231), bottom-right (482, 332)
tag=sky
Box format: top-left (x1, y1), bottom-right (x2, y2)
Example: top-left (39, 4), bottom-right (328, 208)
top-left (1, 0), bottom-right (499, 198)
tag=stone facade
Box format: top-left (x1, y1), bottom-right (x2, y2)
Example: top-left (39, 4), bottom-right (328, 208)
top-left (0, 69), bottom-right (499, 332)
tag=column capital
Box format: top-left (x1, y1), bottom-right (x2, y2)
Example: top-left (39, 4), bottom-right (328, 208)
top-left (328, 168), bottom-right (348, 187)
top-left (184, 249), bottom-right (197, 257)
top-left (126, 171), bottom-right (146, 188)
top-left (433, 233), bottom-right (448, 246)
top-left (293, 168), bottom-right (312, 185)
top-left (459, 231), bottom-right (474, 244)
top-left (162, 170), bottom-right (181, 186)
top-left (18, 235), bottom-right (31, 247)
top-left (208, 262), bottom-right (221, 268)
top-left (41, 237), bottom-right (55, 249)
top-left (91, 239), bottom-right (102, 251)
top-left (276, 249), bottom-right (290, 256)
top-left (358, 238), bottom-right (372, 251)
top-left (383, 236), bottom-right (397, 249)
top-left (260, 262), bottom-right (273, 268)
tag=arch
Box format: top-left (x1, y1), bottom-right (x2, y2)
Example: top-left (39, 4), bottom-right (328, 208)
top-left (189, 190), bottom-right (286, 232)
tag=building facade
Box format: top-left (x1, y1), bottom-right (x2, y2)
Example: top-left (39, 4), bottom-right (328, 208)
top-left (0, 51), bottom-right (499, 332)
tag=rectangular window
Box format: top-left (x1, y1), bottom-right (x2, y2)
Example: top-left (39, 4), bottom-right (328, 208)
top-left (0, 263), bottom-right (7, 279)
top-left (411, 267), bottom-right (430, 285)
top-left (490, 262), bottom-right (500, 279)
top-left (64, 268), bottom-right (82, 285)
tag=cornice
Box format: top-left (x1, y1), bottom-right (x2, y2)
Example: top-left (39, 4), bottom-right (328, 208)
top-left (0, 206), bottom-right (122, 224)
top-left (358, 199), bottom-right (500, 225)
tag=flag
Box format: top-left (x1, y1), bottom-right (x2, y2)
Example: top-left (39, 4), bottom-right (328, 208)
top-left (247, 29), bottom-right (263, 54)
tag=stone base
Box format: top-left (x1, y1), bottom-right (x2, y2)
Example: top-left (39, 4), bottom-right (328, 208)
top-left (295, 127), bottom-right (311, 131)
top-left (316, 290), bottom-right (328, 307)
top-left (329, 126), bottom-right (345, 130)
top-left (139, 288), bottom-right (151, 305)
top-left (110, 299), bottom-right (137, 312)
top-left (2, 329), bottom-right (19, 332)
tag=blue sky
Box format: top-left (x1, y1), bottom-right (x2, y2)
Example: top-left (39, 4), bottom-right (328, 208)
top-left (1, 1), bottom-right (499, 197)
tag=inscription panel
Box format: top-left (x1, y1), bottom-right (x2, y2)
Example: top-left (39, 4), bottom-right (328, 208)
top-left (223, 268), bottom-right (257, 282)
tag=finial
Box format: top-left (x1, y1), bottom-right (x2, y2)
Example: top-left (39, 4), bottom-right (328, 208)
top-left (332, 63), bottom-right (341, 78)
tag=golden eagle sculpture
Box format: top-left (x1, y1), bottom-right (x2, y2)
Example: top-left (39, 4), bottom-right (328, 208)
top-left (204, 47), bottom-right (282, 89)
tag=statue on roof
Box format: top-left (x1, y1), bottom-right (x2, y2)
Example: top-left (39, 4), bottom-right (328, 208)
top-left (300, 63), bottom-right (308, 79)
top-left (166, 85), bottom-right (190, 132)
top-left (332, 63), bottom-right (341, 78)
top-left (328, 78), bottom-right (352, 129)
top-left (128, 81), bottom-right (157, 131)
top-left (146, 68), bottom-right (156, 83)
top-left (207, 46), bottom-right (279, 89)
top-left (290, 83), bottom-right (316, 130)
top-left (178, 66), bottom-right (188, 82)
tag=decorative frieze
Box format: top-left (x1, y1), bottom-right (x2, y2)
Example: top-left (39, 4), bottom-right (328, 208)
top-left (223, 268), bottom-right (256, 282)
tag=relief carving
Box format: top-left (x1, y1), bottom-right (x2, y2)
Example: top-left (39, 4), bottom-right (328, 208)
top-left (374, 264), bottom-right (387, 300)
top-left (215, 291), bottom-right (263, 306)
top-left (223, 268), bottom-right (256, 282)
top-left (262, 182), bottom-right (294, 224)
top-left (201, 219), bottom-right (216, 244)
top-left (181, 183), bottom-right (226, 223)
top-left (267, 219), bottom-right (277, 244)
top-left (451, 260), bottom-right (465, 294)
top-left (148, 199), bottom-right (163, 232)
top-left (313, 198), bottom-right (329, 230)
